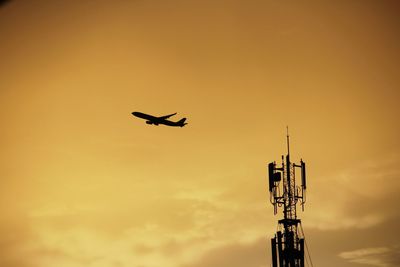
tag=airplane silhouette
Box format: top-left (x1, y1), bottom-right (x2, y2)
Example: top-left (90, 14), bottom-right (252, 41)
top-left (132, 112), bottom-right (187, 127)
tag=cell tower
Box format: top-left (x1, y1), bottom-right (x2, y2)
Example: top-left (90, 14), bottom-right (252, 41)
top-left (268, 129), bottom-right (308, 267)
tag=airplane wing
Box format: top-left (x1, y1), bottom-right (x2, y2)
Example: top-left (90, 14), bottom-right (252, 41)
top-left (158, 113), bottom-right (177, 119)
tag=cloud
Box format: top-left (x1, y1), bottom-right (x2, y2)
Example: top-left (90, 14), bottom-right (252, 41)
top-left (0, 216), bottom-right (35, 267)
top-left (182, 237), bottom-right (267, 267)
top-left (303, 154), bottom-right (400, 231)
top-left (0, 186), bottom-right (268, 267)
top-left (1, 153), bottom-right (398, 267)
top-left (339, 246), bottom-right (400, 267)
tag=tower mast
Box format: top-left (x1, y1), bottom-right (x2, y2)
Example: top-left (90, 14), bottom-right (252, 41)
top-left (268, 131), bottom-right (307, 267)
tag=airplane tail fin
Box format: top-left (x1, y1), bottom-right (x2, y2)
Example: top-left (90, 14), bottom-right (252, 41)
top-left (178, 118), bottom-right (187, 127)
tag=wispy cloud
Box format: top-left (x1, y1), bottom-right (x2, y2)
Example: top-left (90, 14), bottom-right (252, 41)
top-left (304, 154), bottom-right (400, 231)
top-left (1, 186), bottom-right (269, 267)
top-left (339, 246), bottom-right (400, 267)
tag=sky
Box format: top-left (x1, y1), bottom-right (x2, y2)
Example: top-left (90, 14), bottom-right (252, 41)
top-left (0, 1), bottom-right (400, 267)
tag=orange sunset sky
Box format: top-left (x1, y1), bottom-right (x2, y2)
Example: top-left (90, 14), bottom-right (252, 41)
top-left (1, 1), bottom-right (400, 267)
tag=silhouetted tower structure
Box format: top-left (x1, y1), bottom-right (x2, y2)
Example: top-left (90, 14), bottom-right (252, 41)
top-left (269, 130), bottom-right (307, 267)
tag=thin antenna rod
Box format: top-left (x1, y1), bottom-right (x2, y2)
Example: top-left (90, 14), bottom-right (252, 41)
top-left (286, 126), bottom-right (290, 156)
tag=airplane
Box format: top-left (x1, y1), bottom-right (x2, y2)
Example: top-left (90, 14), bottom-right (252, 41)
top-left (131, 111), bottom-right (187, 127)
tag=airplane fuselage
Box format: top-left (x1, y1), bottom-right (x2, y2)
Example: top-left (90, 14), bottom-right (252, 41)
top-left (132, 112), bottom-right (163, 125)
top-left (132, 112), bottom-right (187, 127)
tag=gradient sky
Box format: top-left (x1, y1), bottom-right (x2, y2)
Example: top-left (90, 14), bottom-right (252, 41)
top-left (1, 1), bottom-right (400, 267)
